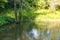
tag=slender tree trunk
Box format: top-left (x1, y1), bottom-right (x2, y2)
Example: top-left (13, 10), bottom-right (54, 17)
top-left (14, 0), bottom-right (17, 22)
top-left (19, 0), bottom-right (23, 21)
top-left (14, 0), bottom-right (23, 39)
top-left (14, 0), bottom-right (18, 40)
top-left (14, 0), bottom-right (21, 40)
top-left (19, 0), bottom-right (23, 40)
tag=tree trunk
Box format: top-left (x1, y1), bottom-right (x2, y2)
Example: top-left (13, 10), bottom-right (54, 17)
top-left (19, 0), bottom-right (23, 21)
top-left (19, 0), bottom-right (23, 40)
top-left (14, 0), bottom-right (17, 22)
top-left (14, 0), bottom-right (21, 40)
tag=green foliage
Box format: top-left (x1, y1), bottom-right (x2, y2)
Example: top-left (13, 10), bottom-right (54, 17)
top-left (22, 10), bottom-right (39, 21)
top-left (22, 10), bottom-right (39, 31)
top-left (3, 9), bottom-right (15, 18)
top-left (34, 9), bottom-right (60, 19)
top-left (0, 16), bottom-right (15, 26)
top-left (0, 0), bottom-right (8, 2)
top-left (34, 9), bottom-right (60, 29)
top-left (0, 0), bottom-right (60, 33)
top-left (0, 0), bottom-right (8, 8)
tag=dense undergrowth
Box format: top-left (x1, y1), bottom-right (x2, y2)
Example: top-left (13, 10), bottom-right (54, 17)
top-left (0, 16), bottom-right (15, 26)
top-left (1, 9), bottom-right (60, 30)
top-left (0, 9), bottom-right (39, 31)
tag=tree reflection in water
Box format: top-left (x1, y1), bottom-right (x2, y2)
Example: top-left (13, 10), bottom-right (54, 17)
top-left (0, 23), bottom-right (60, 40)
top-left (46, 29), bottom-right (51, 40)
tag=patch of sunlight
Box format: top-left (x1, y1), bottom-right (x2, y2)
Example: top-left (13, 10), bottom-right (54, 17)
top-left (34, 9), bottom-right (52, 13)
top-left (46, 14), bottom-right (60, 19)
top-left (55, 11), bottom-right (60, 14)
top-left (4, 10), bottom-right (15, 18)
top-left (35, 13), bottom-right (60, 19)
top-left (6, 13), bottom-right (15, 18)
top-left (35, 15), bottom-right (60, 29)
top-left (3, 0), bottom-right (8, 3)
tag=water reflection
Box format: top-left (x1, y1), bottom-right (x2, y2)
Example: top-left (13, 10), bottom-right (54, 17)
top-left (26, 28), bottom-right (51, 40)
top-left (44, 29), bottom-right (51, 40)
top-left (55, 37), bottom-right (59, 40)
top-left (0, 23), bottom-right (16, 40)
top-left (29, 28), bottom-right (39, 39)
top-left (27, 28), bottom-right (60, 40)
top-left (0, 23), bottom-right (60, 40)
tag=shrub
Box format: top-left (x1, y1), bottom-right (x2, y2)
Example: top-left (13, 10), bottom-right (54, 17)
top-left (0, 16), bottom-right (15, 26)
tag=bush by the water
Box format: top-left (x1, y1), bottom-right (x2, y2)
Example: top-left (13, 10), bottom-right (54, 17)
top-left (0, 16), bottom-right (15, 26)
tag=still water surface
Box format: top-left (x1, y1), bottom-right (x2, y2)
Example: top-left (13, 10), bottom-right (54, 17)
top-left (0, 23), bottom-right (60, 40)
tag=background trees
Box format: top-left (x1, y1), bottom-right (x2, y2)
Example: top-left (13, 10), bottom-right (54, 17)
top-left (0, 0), bottom-right (60, 11)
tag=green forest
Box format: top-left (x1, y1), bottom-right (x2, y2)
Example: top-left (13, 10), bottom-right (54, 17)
top-left (0, 0), bottom-right (60, 40)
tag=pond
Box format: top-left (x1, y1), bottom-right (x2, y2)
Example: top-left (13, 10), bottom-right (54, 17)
top-left (0, 23), bottom-right (60, 40)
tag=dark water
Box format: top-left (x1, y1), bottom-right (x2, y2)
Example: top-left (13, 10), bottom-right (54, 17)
top-left (0, 23), bottom-right (60, 40)
top-left (0, 23), bottom-right (16, 40)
